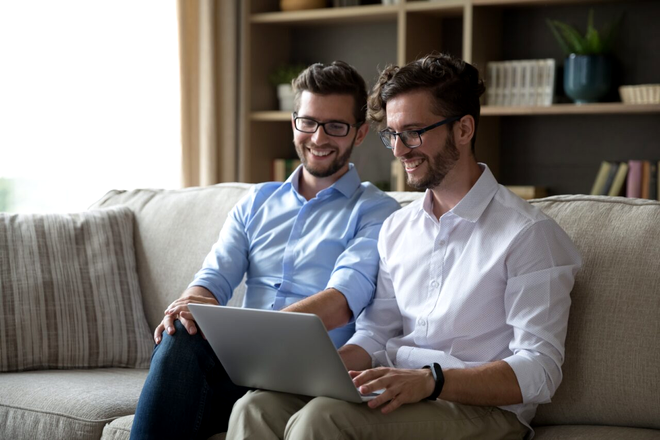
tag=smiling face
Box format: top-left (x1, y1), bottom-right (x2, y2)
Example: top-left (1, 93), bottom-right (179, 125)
top-left (386, 90), bottom-right (460, 190)
top-left (293, 91), bottom-right (368, 181)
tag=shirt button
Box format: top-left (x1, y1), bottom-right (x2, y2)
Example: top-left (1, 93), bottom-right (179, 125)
top-left (431, 280), bottom-right (439, 288)
top-left (439, 240), bottom-right (446, 246)
top-left (418, 318), bottom-right (426, 326)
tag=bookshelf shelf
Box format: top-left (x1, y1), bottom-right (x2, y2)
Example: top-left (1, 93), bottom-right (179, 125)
top-left (240, 0), bottom-right (660, 193)
top-left (251, 4), bottom-right (399, 25)
top-left (482, 103), bottom-right (660, 116)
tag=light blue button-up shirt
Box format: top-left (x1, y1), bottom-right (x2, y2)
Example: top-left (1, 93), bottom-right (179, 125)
top-left (189, 164), bottom-right (400, 347)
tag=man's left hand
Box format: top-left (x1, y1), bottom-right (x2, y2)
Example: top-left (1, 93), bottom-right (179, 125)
top-left (349, 367), bottom-right (435, 414)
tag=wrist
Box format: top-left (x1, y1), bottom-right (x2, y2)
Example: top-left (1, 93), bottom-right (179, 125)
top-left (423, 363), bottom-right (445, 400)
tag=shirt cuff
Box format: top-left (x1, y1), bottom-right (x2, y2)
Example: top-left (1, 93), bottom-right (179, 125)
top-left (187, 280), bottom-right (227, 306)
top-left (503, 352), bottom-right (554, 405)
top-left (327, 270), bottom-right (373, 322)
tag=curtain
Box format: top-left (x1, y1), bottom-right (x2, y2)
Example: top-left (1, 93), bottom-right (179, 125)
top-left (177, 0), bottom-right (239, 187)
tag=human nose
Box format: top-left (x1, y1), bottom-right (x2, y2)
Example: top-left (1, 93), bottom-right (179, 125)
top-left (391, 135), bottom-right (411, 158)
top-left (311, 124), bottom-right (330, 144)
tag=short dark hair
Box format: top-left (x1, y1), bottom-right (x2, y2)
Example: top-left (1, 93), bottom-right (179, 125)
top-left (293, 61), bottom-right (368, 124)
top-left (368, 53), bottom-right (485, 152)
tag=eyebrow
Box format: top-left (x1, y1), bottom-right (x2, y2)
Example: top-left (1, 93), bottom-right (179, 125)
top-left (385, 123), bottom-right (426, 132)
top-left (298, 115), bottom-right (351, 125)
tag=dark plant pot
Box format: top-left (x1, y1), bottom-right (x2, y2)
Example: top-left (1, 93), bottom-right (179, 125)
top-left (564, 54), bottom-right (613, 104)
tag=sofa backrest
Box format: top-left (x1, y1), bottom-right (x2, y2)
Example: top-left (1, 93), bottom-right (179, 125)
top-left (95, 185), bottom-right (659, 429)
top-left (92, 184), bottom-right (253, 330)
top-left (529, 195), bottom-right (659, 430)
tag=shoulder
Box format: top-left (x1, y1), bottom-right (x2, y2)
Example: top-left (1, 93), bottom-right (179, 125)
top-left (233, 181), bottom-right (285, 216)
top-left (354, 182), bottom-right (401, 214)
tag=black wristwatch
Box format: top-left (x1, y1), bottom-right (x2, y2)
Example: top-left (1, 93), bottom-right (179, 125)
top-left (423, 362), bottom-right (444, 400)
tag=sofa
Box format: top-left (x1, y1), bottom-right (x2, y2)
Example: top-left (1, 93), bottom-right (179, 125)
top-left (1, 183), bottom-right (659, 440)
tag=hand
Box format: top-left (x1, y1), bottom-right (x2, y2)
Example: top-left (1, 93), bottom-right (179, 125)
top-left (153, 287), bottom-right (218, 344)
top-left (349, 367), bottom-right (435, 414)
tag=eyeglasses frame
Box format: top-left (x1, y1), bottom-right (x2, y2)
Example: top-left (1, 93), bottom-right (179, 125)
top-left (292, 112), bottom-right (362, 138)
top-left (378, 116), bottom-right (463, 149)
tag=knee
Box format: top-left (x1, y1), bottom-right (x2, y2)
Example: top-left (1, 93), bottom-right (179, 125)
top-left (232, 390), bottom-right (277, 415)
top-left (152, 320), bottom-right (211, 366)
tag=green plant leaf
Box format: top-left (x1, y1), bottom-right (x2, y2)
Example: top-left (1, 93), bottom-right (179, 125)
top-left (554, 21), bottom-right (587, 54)
top-left (546, 19), bottom-right (572, 56)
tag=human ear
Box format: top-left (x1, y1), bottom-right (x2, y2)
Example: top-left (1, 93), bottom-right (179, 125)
top-left (353, 123), bottom-right (369, 147)
top-left (455, 115), bottom-right (475, 149)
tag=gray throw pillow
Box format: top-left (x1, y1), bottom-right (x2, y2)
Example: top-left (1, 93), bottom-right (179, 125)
top-left (0, 207), bottom-right (152, 372)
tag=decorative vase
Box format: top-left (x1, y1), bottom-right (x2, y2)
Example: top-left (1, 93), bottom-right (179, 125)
top-left (564, 54), bottom-right (613, 104)
top-left (277, 84), bottom-right (295, 111)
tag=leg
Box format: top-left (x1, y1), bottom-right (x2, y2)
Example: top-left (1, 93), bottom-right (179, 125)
top-left (284, 397), bottom-right (528, 440)
top-left (225, 390), bottom-right (312, 440)
top-left (130, 320), bottom-right (249, 440)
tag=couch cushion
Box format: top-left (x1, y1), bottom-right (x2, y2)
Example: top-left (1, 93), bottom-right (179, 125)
top-left (0, 207), bottom-right (152, 372)
top-left (101, 415), bottom-right (228, 440)
top-left (91, 184), bottom-right (252, 330)
top-left (530, 195), bottom-right (660, 429)
top-left (534, 425), bottom-right (660, 440)
top-left (0, 368), bottom-right (148, 440)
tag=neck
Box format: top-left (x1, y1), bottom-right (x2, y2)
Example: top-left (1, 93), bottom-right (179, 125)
top-left (430, 159), bottom-right (482, 220)
top-left (298, 165), bottom-right (349, 201)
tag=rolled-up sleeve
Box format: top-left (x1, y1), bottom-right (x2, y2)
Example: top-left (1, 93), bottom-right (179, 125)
top-left (327, 196), bottom-right (400, 321)
top-left (188, 188), bottom-right (257, 305)
top-left (345, 235), bottom-right (404, 359)
top-left (502, 219), bottom-right (582, 404)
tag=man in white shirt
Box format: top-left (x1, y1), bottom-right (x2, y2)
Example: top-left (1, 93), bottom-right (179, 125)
top-left (225, 53), bottom-right (582, 440)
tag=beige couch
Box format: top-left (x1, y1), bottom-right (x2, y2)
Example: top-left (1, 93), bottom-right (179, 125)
top-left (1, 183), bottom-right (659, 439)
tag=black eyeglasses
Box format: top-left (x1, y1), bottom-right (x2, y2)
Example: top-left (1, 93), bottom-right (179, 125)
top-left (378, 116), bottom-right (462, 149)
top-left (293, 112), bottom-right (361, 138)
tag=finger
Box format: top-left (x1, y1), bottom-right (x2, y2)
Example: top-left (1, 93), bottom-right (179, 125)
top-left (180, 316), bottom-right (198, 335)
top-left (348, 370), bottom-right (362, 379)
top-left (163, 314), bottom-right (176, 335)
top-left (154, 324), bottom-right (165, 344)
top-left (367, 388), bottom-right (396, 409)
top-left (381, 396), bottom-right (403, 414)
top-left (179, 311), bottom-right (195, 321)
top-left (352, 368), bottom-right (388, 387)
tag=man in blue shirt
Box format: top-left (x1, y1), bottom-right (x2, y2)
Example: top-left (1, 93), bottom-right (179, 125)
top-left (130, 61), bottom-right (400, 439)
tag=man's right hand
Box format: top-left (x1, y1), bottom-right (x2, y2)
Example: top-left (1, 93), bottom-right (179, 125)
top-left (154, 286), bottom-right (219, 344)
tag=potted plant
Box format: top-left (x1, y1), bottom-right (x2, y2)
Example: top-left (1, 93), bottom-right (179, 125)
top-left (547, 10), bottom-right (622, 104)
top-left (269, 63), bottom-right (307, 111)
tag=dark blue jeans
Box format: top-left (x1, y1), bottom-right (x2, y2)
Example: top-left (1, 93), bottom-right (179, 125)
top-left (130, 320), bottom-right (250, 440)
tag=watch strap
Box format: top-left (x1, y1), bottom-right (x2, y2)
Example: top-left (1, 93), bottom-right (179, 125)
top-left (423, 362), bottom-right (444, 400)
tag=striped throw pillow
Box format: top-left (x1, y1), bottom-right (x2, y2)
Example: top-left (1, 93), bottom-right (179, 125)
top-left (0, 207), bottom-right (152, 372)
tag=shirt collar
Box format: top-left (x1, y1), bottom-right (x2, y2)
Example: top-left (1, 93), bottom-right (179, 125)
top-left (287, 163), bottom-right (361, 199)
top-left (419, 163), bottom-right (498, 223)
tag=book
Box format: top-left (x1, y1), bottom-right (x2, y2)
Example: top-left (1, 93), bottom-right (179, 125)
top-left (607, 162), bottom-right (629, 197)
top-left (506, 186), bottom-right (547, 200)
top-left (590, 161), bottom-right (613, 195)
top-left (626, 160), bottom-right (643, 198)
top-left (272, 158), bottom-right (301, 182)
top-left (641, 160), bottom-right (651, 199)
top-left (648, 162), bottom-right (658, 200)
top-left (485, 59), bottom-right (555, 107)
top-left (600, 162), bottom-right (619, 195)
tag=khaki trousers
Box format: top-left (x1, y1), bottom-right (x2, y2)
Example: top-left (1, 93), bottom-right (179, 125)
top-left (225, 390), bottom-right (528, 440)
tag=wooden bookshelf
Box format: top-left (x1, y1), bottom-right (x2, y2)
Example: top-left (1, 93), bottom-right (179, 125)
top-left (239, 0), bottom-right (660, 195)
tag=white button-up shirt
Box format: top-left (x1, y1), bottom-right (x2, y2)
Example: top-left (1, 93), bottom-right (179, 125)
top-left (347, 164), bottom-right (582, 432)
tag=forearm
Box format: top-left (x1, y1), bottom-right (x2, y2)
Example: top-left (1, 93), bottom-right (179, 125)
top-left (282, 288), bottom-right (352, 331)
top-left (440, 360), bottom-right (523, 406)
top-left (338, 344), bottom-right (372, 371)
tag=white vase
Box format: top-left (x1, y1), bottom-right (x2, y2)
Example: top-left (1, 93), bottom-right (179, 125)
top-left (277, 84), bottom-right (295, 111)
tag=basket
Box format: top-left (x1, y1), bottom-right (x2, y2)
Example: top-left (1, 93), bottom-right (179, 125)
top-left (618, 84), bottom-right (660, 104)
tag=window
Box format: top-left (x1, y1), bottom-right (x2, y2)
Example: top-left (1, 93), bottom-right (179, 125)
top-left (0, 1), bottom-right (181, 213)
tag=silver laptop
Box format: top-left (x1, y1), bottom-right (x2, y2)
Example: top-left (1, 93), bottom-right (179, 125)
top-left (188, 304), bottom-right (380, 403)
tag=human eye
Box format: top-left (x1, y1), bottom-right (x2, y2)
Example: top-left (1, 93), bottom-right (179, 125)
top-left (326, 122), bottom-right (348, 135)
top-left (298, 118), bottom-right (317, 130)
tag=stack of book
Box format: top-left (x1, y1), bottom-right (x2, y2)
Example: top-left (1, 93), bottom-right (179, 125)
top-left (272, 158), bottom-right (301, 182)
top-left (485, 59), bottom-right (555, 107)
top-left (590, 160), bottom-right (659, 199)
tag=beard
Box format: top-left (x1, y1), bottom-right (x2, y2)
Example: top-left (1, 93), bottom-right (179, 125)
top-left (403, 131), bottom-right (460, 190)
top-left (294, 137), bottom-right (355, 178)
